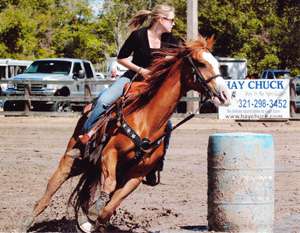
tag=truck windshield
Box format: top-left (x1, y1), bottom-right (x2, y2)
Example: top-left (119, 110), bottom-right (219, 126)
top-left (274, 71), bottom-right (290, 79)
top-left (24, 61), bottom-right (71, 74)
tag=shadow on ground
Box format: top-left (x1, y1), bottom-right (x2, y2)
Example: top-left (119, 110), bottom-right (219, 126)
top-left (179, 225), bottom-right (208, 232)
top-left (28, 217), bottom-right (138, 233)
top-left (28, 217), bottom-right (76, 232)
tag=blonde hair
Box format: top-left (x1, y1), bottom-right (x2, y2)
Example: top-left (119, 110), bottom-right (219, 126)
top-left (128, 4), bottom-right (175, 31)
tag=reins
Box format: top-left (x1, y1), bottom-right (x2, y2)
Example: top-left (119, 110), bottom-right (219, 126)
top-left (186, 55), bottom-right (222, 100)
top-left (146, 112), bottom-right (196, 149)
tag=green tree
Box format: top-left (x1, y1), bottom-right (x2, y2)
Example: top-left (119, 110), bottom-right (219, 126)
top-left (276, 1), bottom-right (300, 75)
top-left (0, 0), bottom-right (108, 63)
top-left (0, 0), bottom-right (298, 74)
top-left (0, 4), bottom-right (37, 59)
top-left (196, 0), bottom-right (300, 74)
top-left (197, 0), bottom-right (286, 74)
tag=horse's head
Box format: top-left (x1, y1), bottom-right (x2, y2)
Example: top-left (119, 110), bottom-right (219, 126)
top-left (184, 36), bottom-right (231, 106)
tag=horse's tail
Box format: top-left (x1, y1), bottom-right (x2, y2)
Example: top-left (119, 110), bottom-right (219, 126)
top-left (68, 160), bottom-right (101, 220)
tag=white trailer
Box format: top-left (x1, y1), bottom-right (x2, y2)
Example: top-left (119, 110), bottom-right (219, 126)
top-left (0, 59), bottom-right (32, 79)
top-left (216, 57), bottom-right (247, 80)
top-left (0, 59), bottom-right (32, 96)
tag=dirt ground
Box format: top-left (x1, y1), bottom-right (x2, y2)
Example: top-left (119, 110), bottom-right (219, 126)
top-left (0, 116), bottom-right (300, 233)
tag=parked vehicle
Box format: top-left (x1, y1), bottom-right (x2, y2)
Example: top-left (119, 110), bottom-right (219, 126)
top-left (296, 76), bottom-right (300, 95)
top-left (3, 58), bottom-right (102, 111)
top-left (260, 69), bottom-right (291, 79)
top-left (295, 76), bottom-right (300, 111)
top-left (217, 57), bottom-right (247, 79)
top-left (95, 72), bottom-right (106, 80)
top-left (106, 57), bottom-right (128, 79)
top-left (0, 59), bottom-right (32, 95)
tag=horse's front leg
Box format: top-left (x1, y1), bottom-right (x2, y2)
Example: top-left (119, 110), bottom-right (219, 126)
top-left (97, 144), bottom-right (165, 226)
top-left (87, 148), bottom-right (118, 221)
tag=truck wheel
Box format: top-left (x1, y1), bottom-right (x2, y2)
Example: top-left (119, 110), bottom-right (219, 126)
top-left (50, 101), bottom-right (72, 112)
top-left (3, 101), bottom-right (25, 111)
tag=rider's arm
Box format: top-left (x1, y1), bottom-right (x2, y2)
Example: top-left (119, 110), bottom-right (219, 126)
top-left (117, 58), bottom-right (150, 78)
top-left (117, 58), bottom-right (142, 74)
top-left (117, 29), bottom-right (150, 79)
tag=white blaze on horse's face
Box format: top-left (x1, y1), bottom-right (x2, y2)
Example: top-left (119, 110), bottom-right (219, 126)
top-left (202, 51), bottom-right (231, 106)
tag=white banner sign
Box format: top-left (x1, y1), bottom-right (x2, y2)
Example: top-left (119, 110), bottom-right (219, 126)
top-left (219, 79), bottom-right (290, 119)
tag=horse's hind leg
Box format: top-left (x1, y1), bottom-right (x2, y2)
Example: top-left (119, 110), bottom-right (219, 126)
top-left (33, 153), bottom-right (76, 216)
top-left (33, 135), bottom-right (80, 216)
top-left (24, 114), bottom-right (86, 231)
top-left (25, 149), bottom-right (79, 230)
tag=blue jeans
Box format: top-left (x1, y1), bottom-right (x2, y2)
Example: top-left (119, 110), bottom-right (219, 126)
top-left (83, 77), bottom-right (131, 131)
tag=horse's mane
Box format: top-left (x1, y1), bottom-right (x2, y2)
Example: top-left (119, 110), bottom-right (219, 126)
top-left (125, 36), bottom-right (214, 114)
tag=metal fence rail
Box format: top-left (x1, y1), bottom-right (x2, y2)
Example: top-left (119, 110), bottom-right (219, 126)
top-left (0, 79), bottom-right (202, 116)
top-left (0, 79), bottom-right (299, 119)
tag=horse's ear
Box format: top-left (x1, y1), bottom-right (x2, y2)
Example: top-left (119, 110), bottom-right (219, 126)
top-left (207, 35), bottom-right (215, 51)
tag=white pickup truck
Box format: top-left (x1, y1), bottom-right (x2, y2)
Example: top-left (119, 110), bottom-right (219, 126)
top-left (3, 58), bottom-right (104, 111)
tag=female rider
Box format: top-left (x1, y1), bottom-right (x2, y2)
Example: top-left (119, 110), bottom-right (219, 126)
top-left (81, 4), bottom-right (179, 185)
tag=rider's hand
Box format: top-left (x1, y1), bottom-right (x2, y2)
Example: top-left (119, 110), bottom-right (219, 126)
top-left (139, 68), bottom-right (151, 79)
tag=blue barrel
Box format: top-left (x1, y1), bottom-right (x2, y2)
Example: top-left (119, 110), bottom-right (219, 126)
top-left (207, 133), bottom-right (274, 232)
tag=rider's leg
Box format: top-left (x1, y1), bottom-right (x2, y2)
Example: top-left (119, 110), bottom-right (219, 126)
top-left (145, 120), bottom-right (172, 185)
top-left (83, 77), bottom-right (130, 132)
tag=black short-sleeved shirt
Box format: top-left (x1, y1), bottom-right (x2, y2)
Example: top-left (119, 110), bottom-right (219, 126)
top-left (117, 27), bottom-right (178, 80)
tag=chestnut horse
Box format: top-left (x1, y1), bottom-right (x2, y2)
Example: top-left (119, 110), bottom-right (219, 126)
top-left (26, 36), bottom-right (231, 232)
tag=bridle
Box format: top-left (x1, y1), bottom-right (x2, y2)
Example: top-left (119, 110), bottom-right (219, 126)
top-left (186, 54), bottom-right (223, 100)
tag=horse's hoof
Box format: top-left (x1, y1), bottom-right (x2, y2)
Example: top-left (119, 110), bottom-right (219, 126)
top-left (77, 220), bottom-right (95, 233)
top-left (19, 216), bottom-right (34, 232)
top-left (67, 148), bottom-right (81, 159)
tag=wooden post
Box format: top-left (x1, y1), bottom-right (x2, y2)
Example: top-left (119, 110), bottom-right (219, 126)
top-left (187, 0), bottom-right (199, 113)
top-left (187, 0), bottom-right (198, 41)
top-left (24, 84), bottom-right (32, 112)
top-left (84, 82), bottom-right (92, 104)
top-left (290, 78), bottom-right (297, 116)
